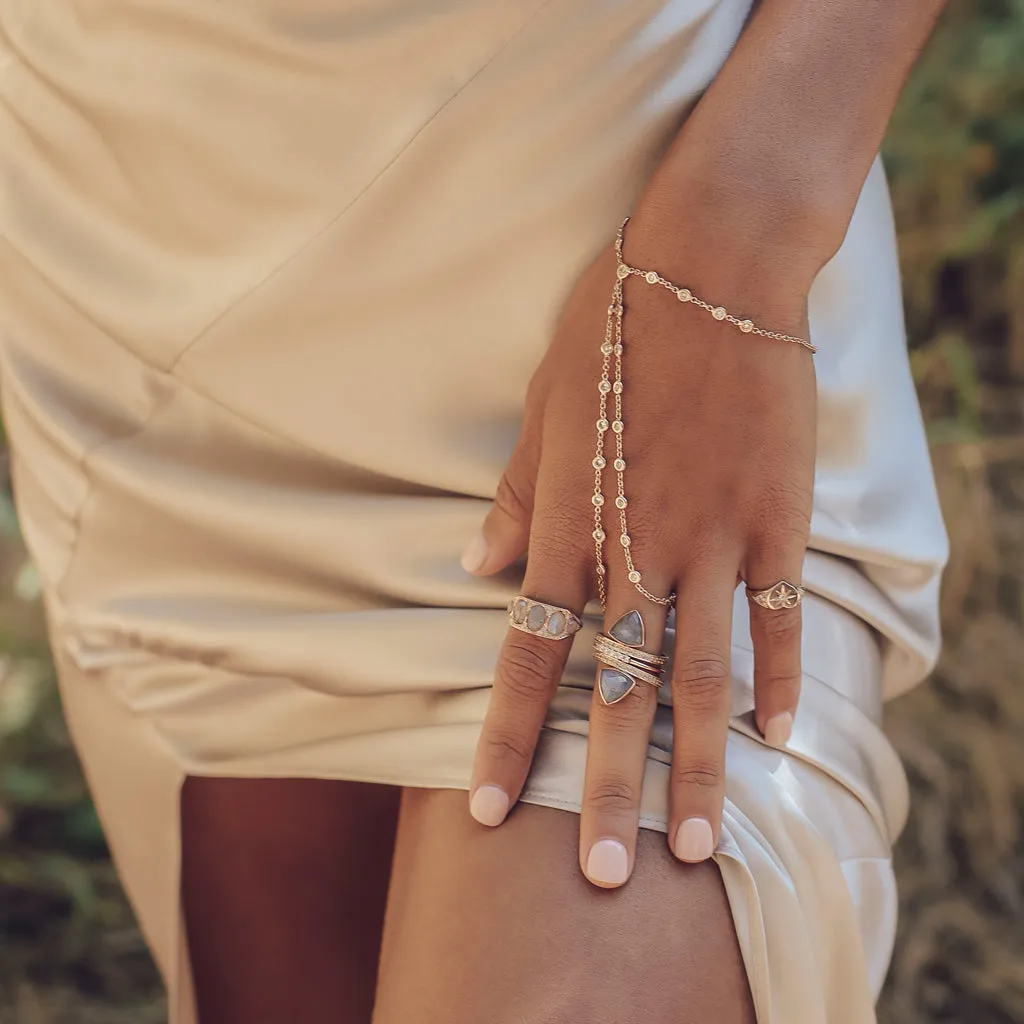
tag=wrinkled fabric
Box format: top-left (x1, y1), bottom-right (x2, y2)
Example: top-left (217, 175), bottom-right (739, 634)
top-left (0, 1), bottom-right (947, 1022)
top-left (52, 593), bottom-right (904, 1024)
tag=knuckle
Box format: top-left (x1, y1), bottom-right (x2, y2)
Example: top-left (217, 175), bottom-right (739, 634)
top-left (674, 657), bottom-right (730, 711)
top-left (756, 607), bottom-right (803, 644)
top-left (528, 521), bottom-right (587, 569)
top-left (494, 468), bottom-right (534, 524)
top-left (683, 533), bottom-right (737, 573)
top-left (777, 515), bottom-right (811, 548)
top-left (597, 692), bottom-right (651, 730)
top-left (538, 444), bottom-right (587, 490)
top-left (586, 778), bottom-right (639, 817)
top-left (482, 728), bottom-right (535, 769)
top-left (673, 761), bottom-right (723, 790)
top-left (499, 636), bottom-right (560, 705)
top-left (525, 491), bottom-right (593, 569)
top-left (677, 656), bottom-right (731, 686)
top-left (750, 507), bottom-right (810, 556)
top-left (751, 537), bottom-right (808, 573)
top-left (762, 483), bottom-right (811, 520)
top-left (759, 671), bottom-right (802, 699)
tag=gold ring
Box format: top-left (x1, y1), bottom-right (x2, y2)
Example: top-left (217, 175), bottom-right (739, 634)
top-left (592, 636), bottom-right (665, 668)
top-left (746, 580), bottom-right (806, 611)
top-left (508, 596), bottom-right (582, 641)
top-left (592, 610), bottom-right (665, 705)
top-left (593, 651), bottom-right (663, 689)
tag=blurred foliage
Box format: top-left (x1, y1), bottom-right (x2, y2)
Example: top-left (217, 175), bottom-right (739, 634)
top-left (878, 3), bottom-right (1024, 1022)
top-left (0, 454), bottom-right (165, 1021)
top-left (0, 0), bottom-right (1022, 1020)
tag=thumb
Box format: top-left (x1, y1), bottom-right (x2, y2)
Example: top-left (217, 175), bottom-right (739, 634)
top-left (461, 423), bottom-right (540, 576)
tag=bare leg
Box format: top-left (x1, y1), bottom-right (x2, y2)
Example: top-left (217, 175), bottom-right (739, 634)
top-left (374, 789), bottom-right (755, 1024)
top-left (181, 777), bottom-right (400, 1024)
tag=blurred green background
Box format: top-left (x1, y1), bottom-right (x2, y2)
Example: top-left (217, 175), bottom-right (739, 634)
top-left (1, 1), bottom-right (1022, 1021)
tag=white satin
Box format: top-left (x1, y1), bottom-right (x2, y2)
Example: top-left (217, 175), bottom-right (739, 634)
top-left (0, 1), bottom-right (947, 1021)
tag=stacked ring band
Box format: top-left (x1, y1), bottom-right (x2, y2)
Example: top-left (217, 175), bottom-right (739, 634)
top-left (592, 609), bottom-right (666, 705)
top-left (746, 580), bottom-right (806, 611)
top-left (593, 640), bottom-right (664, 688)
top-left (508, 596), bottom-right (583, 641)
top-left (592, 635), bottom-right (665, 668)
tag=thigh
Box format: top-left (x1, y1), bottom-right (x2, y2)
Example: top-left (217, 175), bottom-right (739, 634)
top-left (181, 777), bottom-right (400, 1024)
top-left (373, 788), bottom-right (755, 1024)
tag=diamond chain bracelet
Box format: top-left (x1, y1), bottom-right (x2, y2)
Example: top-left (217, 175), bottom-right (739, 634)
top-left (591, 218), bottom-right (816, 609)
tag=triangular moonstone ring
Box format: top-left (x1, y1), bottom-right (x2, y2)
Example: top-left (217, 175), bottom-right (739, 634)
top-left (608, 609), bottom-right (645, 648)
top-left (599, 668), bottom-right (637, 705)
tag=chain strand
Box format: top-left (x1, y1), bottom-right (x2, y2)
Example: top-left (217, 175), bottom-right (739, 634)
top-left (592, 219), bottom-right (816, 609)
top-left (612, 219), bottom-right (816, 353)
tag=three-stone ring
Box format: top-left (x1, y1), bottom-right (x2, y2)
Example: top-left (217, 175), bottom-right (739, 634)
top-left (508, 596), bottom-right (583, 641)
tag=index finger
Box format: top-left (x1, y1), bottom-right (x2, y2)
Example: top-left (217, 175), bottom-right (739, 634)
top-left (469, 538), bottom-right (590, 827)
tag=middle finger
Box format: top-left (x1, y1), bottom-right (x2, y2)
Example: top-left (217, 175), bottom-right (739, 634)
top-left (579, 581), bottom-right (670, 888)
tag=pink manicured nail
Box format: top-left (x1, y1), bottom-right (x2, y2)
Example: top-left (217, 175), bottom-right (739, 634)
top-left (585, 839), bottom-right (630, 886)
top-left (673, 818), bottom-right (715, 863)
top-left (469, 785), bottom-right (509, 826)
top-left (460, 532), bottom-right (489, 574)
top-left (764, 711), bottom-right (794, 748)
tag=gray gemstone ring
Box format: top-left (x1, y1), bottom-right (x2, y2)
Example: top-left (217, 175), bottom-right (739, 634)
top-left (508, 596), bottom-right (583, 641)
top-left (592, 610), bottom-right (667, 705)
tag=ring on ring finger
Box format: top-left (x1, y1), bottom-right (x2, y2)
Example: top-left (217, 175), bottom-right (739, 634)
top-left (745, 580), bottom-right (805, 611)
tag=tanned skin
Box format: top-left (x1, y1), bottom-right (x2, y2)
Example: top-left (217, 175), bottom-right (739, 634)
top-left (183, 3), bottom-right (947, 1021)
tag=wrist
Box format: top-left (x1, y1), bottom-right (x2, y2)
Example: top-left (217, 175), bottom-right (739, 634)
top-left (623, 181), bottom-right (824, 336)
top-left (637, 155), bottom-right (845, 277)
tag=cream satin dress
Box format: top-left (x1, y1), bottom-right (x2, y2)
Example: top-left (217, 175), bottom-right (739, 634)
top-left (0, 1), bottom-right (947, 1022)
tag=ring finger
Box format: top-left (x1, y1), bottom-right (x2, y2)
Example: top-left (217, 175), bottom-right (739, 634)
top-left (668, 563), bottom-right (737, 864)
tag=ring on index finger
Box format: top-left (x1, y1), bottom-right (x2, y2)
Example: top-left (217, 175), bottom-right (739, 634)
top-left (508, 596), bottom-right (583, 641)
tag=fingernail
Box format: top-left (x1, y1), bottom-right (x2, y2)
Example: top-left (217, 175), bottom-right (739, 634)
top-left (585, 839), bottom-right (630, 886)
top-left (673, 818), bottom-right (715, 863)
top-left (764, 711), bottom-right (794, 748)
top-left (469, 785), bottom-right (509, 827)
top-left (460, 532), bottom-right (489, 574)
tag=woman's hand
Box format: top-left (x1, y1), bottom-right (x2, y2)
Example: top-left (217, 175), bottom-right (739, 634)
top-left (460, 0), bottom-right (948, 886)
top-left (463, 206), bottom-right (819, 887)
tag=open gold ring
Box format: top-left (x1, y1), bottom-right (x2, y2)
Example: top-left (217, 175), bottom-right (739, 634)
top-left (592, 610), bottom-right (666, 705)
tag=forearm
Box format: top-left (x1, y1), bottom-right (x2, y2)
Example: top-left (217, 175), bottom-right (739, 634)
top-left (637, 0), bottom-right (948, 287)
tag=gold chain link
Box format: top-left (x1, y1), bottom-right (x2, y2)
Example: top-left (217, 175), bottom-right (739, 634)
top-left (591, 219), bottom-right (816, 609)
